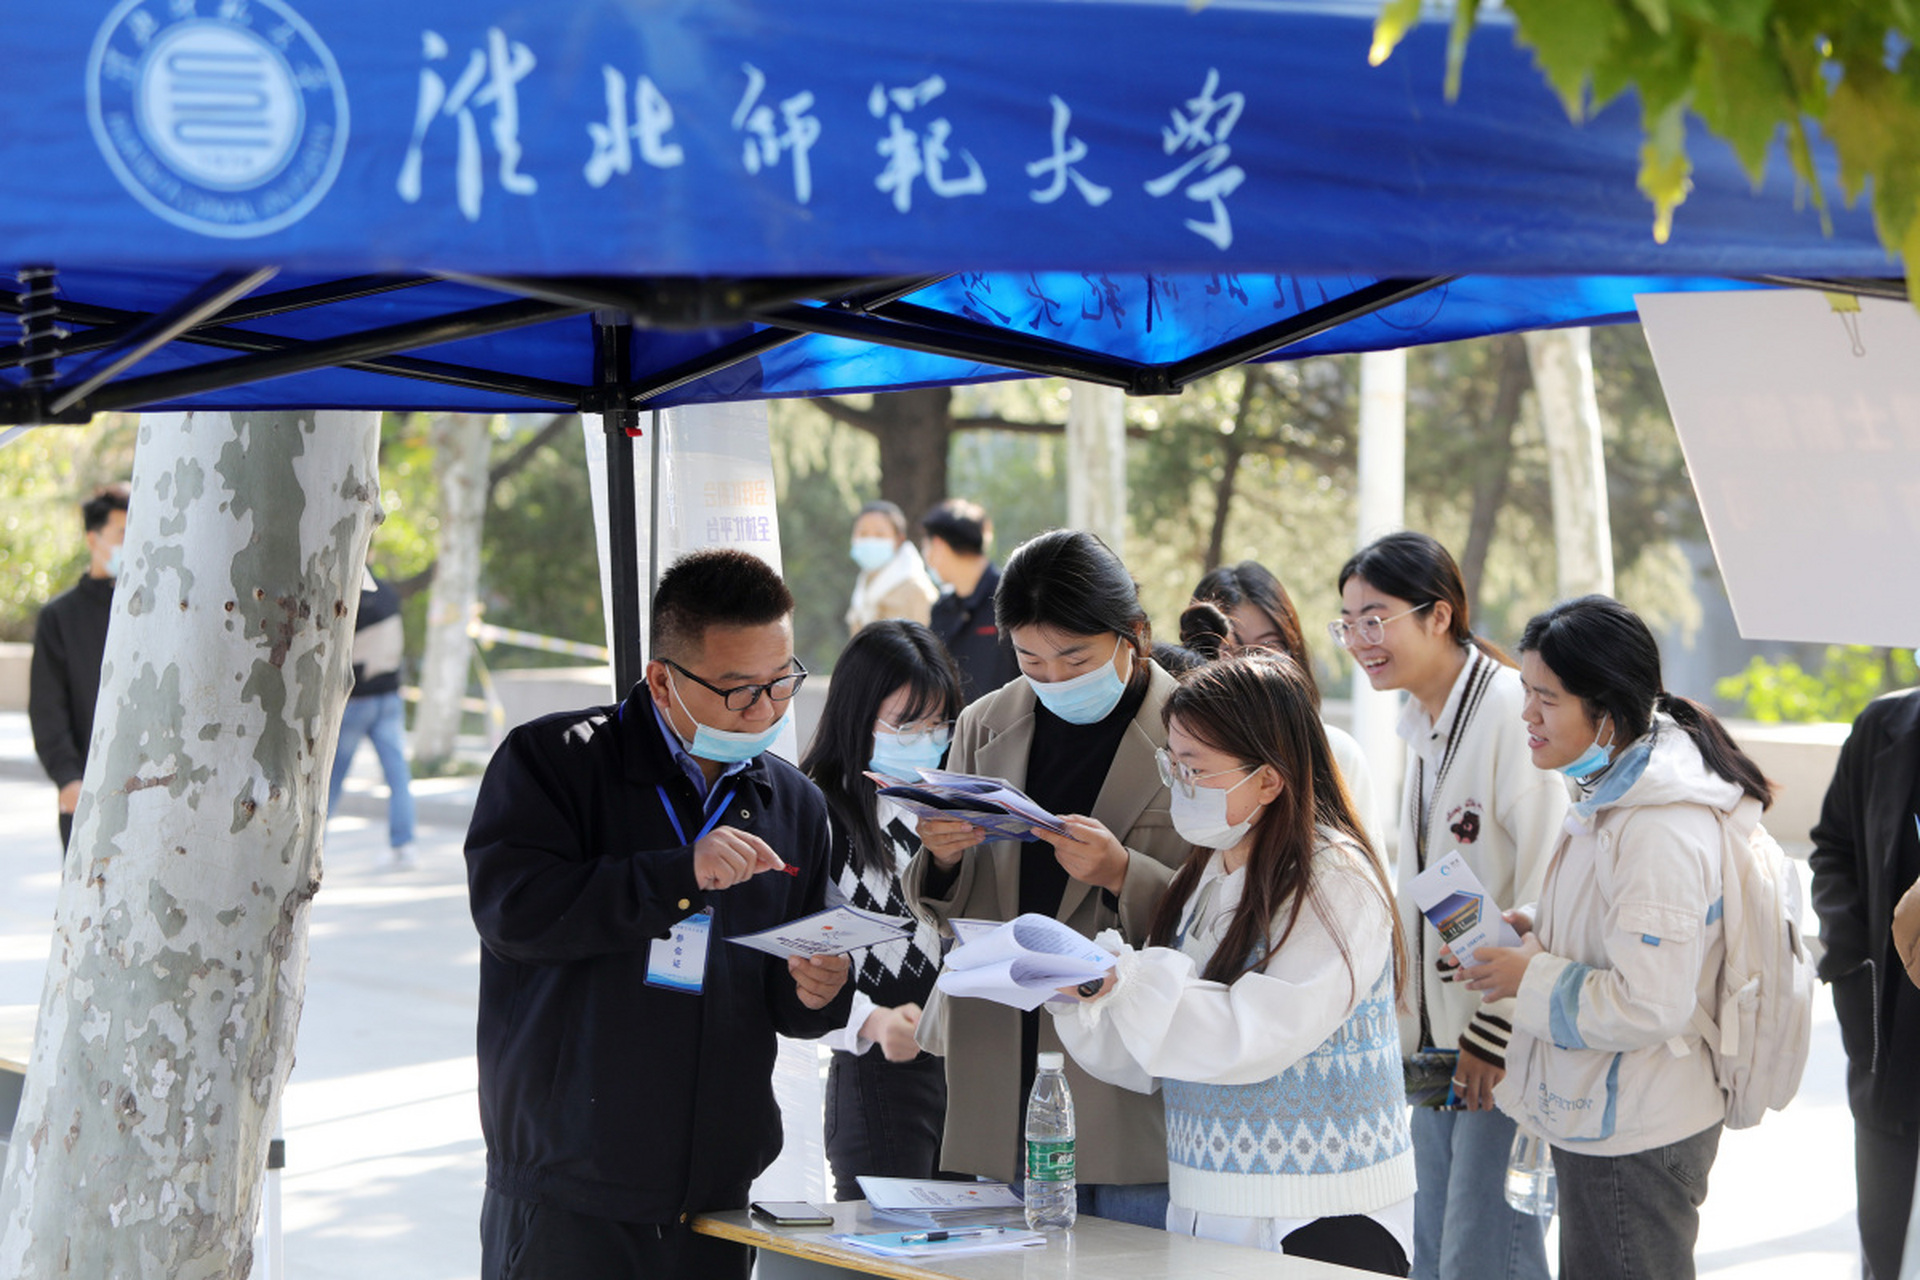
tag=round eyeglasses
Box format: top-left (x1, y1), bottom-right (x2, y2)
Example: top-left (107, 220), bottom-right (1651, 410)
top-left (1154, 747), bottom-right (1255, 800)
top-left (1326, 602), bottom-right (1432, 649)
top-left (664, 657), bottom-right (808, 711)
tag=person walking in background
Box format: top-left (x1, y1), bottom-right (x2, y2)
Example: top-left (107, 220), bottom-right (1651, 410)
top-left (799, 620), bottom-right (964, 1200)
top-left (921, 497), bottom-right (1018, 704)
top-left (1810, 686), bottom-right (1920, 1280)
top-left (845, 500), bottom-right (937, 635)
top-left (1189, 559), bottom-right (1384, 845)
top-left (1053, 654), bottom-right (1414, 1275)
top-left (1333, 532), bottom-right (1564, 1280)
top-left (905, 529), bottom-right (1185, 1229)
top-left (29, 482), bottom-right (129, 853)
top-left (328, 567), bottom-right (418, 870)
top-left (1465, 595), bottom-right (1767, 1280)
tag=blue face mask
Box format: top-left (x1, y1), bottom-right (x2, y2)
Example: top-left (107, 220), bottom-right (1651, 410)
top-left (1028, 636), bottom-right (1131, 726)
top-left (105, 546), bottom-right (123, 579)
top-left (668, 672), bottom-right (787, 764)
top-left (850, 537), bottom-right (896, 573)
top-left (869, 725), bottom-right (950, 781)
top-left (1557, 715), bottom-right (1616, 781)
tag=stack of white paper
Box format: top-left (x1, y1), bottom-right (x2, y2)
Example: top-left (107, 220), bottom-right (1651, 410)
top-left (935, 913), bottom-right (1115, 1011)
top-left (854, 1176), bottom-right (1024, 1227)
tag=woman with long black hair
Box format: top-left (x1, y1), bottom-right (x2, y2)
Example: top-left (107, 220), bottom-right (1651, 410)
top-left (799, 620), bottom-right (963, 1199)
top-left (1464, 594), bottom-right (1771, 1280)
top-left (905, 529), bottom-right (1185, 1229)
top-left (1053, 653), bottom-right (1415, 1274)
top-left (1333, 532), bottom-right (1565, 1280)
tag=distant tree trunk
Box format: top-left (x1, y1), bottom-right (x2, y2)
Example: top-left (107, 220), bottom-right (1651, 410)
top-left (1067, 383), bottom-right (1129, 555)
top-left (1525, 328), bottom-right (1615, 599)
top-left (864, 389), bottom-right (951, 527)
top-left (1202, 369), bottom-right (1265, 570)
top-left (0, 410), bottom-right (381, 1278)
top-left (412, 412), bottom-right (489, 771)
top-left (1458, 335), bottom-right (1531, 612)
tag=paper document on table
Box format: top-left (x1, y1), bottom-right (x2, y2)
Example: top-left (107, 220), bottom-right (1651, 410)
top-left (1407, 850), bottom-right (1522, 967)
top-left (935, 913), bottom-right (1115, 1011)
top-left (727, 905), bottom-right (914, 959)
top-left (829, 1226), bottom-right (1046, 1258)
top-left (871, 767), bottom-right (1068, 840)
top-left (854, 1176), bottom-right (1024, 1227)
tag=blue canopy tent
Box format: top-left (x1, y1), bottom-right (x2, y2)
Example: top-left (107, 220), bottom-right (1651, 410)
top-left (0, 0), bottom-right (1899, 683)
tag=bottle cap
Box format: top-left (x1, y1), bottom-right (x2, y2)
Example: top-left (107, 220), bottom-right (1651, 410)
top-left (1037, 1051), bottom-right (1064, 1070)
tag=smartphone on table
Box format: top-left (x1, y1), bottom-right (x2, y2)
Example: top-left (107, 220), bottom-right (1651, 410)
top-left (750, 1200), bottom-right (834, 1227)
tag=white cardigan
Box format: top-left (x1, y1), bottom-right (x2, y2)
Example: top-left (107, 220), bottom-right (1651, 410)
top-left (1394, 651), bottom-right (1567, 1063)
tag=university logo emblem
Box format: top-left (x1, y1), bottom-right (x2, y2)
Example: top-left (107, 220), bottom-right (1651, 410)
top-left (87, 0), bottom-right (348, 238)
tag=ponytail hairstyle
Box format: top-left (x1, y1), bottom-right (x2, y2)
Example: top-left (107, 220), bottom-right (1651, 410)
top-left (1338, 531), bottom-right (1514, 668)
top-left (1191, 560), bottom-right (1322, 705)
top-left (1147, 653), bottom-right (1406, 997)
top-left (1175, 600), bottom-right (1234, 663)
top-left (799, 620), bottom-right (965, 878)
top-left (1518, 595), bottom-right (1773, 809)
top-left (997, 529), bottom-right (1152, 678)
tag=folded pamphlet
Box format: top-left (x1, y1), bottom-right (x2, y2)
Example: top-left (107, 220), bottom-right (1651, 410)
top-left (871, 767), bottom-right (1068, 841)
top-left (854, 1176), bottom-right (1025, 1227)
top-left (934, 913), bottom-right (1115, 1011)
top-left (726, 905), bottom-right (915, 959)
top-left (1406, 850), bottom-right (1522, 967)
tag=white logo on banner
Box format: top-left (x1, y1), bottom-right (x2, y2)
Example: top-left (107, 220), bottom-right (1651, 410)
top-left (87, 0), bottom-right (349, 238)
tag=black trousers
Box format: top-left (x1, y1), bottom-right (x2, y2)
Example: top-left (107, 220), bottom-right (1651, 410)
top-left (58, 810), bottom-right (71, 852)
top-left (1856, 1118), bottom-right (1920, 1280)
top-left (480, 1189), bottom-right (750, 1280)
top-left (823, 1048), bottom-right (947, 1201)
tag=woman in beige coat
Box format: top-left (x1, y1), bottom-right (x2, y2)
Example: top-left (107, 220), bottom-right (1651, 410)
top-left (905, 529), bottom-right (1184, 1229)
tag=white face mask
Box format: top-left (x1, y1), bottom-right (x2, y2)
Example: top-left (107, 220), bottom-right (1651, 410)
top-left (1170, 768), bottom-right (1261, 850)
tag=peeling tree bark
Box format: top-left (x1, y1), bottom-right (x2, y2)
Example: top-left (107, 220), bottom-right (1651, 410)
top-left (1525, 328), bottom-right (1615, 599)
top-left (0, 410), bottom-right (382, 1279)
top-left (411, 412), bottom-right (489, 771)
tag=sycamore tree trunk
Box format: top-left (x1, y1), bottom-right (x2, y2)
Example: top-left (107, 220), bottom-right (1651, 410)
top-left (0, 410), bottom-right (382, 1278)
top-left (1525, 328), bottom-right (1615, 599)
top-left (411, 412), bottom-right (489, 771)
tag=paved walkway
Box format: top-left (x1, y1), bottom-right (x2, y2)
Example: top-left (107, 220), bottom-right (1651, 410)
top-left (0, 712), bottom-right (1868, 1278)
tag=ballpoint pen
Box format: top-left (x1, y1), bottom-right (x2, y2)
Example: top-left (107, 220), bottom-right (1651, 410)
top-left (898, 1227), bottom-right (1007, 1244)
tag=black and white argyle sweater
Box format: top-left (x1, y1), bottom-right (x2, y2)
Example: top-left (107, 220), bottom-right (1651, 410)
top-left (827, 806), bottom-right (944, 1015)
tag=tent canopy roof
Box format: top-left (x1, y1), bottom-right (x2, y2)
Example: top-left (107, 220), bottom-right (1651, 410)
top-left (0, 0), bottom-right (1898, 421)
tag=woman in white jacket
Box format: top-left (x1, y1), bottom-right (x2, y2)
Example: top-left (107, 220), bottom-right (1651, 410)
top-left (1334, 532), bottom-right (1566, 1280)
top-left (1052, 654), bottom-right (1415, 1275)
top-left (1463, 595), bottom-right (1774, 1280)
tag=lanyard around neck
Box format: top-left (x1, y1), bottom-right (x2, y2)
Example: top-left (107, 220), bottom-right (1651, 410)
top-left (658, 783), bottom-right (737, 846)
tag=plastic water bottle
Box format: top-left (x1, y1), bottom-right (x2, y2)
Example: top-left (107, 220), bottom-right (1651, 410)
top-left (1024, 1051), bottom-right (1077, 1230)
top-left (1504, 1128), bottom-right (1557, 1217)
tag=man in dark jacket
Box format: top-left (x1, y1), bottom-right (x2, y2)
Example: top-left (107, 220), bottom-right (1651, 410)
top-left (1811, 687), bottom-right (1920, 1280)
top-left (466, 547), bottom-right (852, 1280)
top-left (921, 497), bottom-right (1017, 705)
top-left (28, 482), bottom-right (129, 853)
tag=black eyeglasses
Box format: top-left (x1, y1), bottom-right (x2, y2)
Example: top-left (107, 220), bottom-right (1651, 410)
top-left (664, 657), bottom-right (808, 711)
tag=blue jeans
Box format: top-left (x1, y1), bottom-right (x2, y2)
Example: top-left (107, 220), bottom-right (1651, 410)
top-left (328, 692), bottom-right (415, 848)
top-left (1410, 1106), bottom-right (1549, 1280)
top-left (1554, 1123), bottom-right (1721, 1280)
top-left (1076, 1180), bottom-right (1170, 1230)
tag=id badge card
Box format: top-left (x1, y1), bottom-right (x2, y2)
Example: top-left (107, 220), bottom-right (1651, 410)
top-left (647, 909), bottom-right (713, 993)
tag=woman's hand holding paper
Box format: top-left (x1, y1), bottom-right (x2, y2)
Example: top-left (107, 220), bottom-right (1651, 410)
top-left (1037, 815), bottom-right (1127, 893)
top-left (917, 816), bottom-right (985, 868)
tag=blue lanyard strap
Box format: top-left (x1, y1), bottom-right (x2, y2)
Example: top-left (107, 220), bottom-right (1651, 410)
top-left (657, 783), bottom-right (738, 846)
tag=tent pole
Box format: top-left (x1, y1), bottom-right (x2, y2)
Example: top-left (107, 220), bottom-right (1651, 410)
top-left (596, 314), bottom-right (645, 694)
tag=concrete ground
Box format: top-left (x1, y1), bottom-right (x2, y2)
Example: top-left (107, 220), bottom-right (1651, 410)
top-left (0, 710), bottom-right (1871, 1278)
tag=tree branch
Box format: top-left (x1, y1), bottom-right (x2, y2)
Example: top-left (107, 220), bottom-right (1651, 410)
top-left (810, 397), bottom-right (882, 434)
